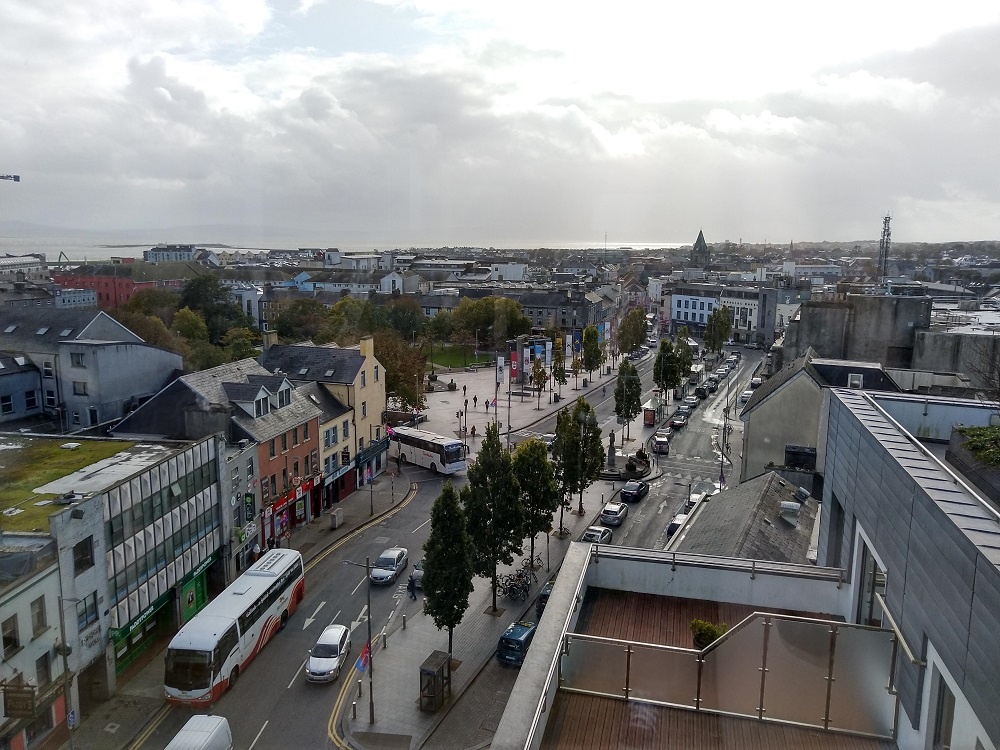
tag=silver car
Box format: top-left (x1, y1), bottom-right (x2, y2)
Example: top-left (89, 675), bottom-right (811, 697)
top-left (305, 624), bottom-right (351, 682)
top-left (370, 547), bottom-right (408, 585)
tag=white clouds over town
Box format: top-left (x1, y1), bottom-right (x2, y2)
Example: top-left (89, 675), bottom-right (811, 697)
top-left (2, 0), bottom-right (999, 246)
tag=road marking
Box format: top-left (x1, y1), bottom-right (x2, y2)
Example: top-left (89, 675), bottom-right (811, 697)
top-left (249, 721), bottom-right (269, 750)
top-left (658, 500), bottom-right (668, 515)
top-left (412, 518), bottom-right (431, 533)
top-left (288, 660), bottom-right (306, 689)
top-left (303, 601), bottom-right (326, 630)
top-left (351, 605), bottom-right (368, 633)
top-left (327, 609), bottom-right (341, 627)
top-left (350, 575), bottom-right (367, 596)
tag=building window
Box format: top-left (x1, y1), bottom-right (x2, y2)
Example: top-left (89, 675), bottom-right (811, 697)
top-left (292, 427), bottom-right (299, 446)
top-left (246, 455), bottom-right (254, 477)
top-left (700, 301), bottom-right (705, 310)
top-left (343, 420), bottom-right (349, 438)
top-left (684, 300), bottom-right (689, 309)
top-left (2, 614), bottom-right (20, 656)
top-left (303, 421), bottom-right (310, 441)
top-left (255, 396), bottom-right (269, 417)
top-left (73, 381), bottom-right (88, 396)
top-left (281, 468), bottom-right (288, 491)
top-left (42, 361), bottom-right (53, 378)
top-left (25, 390), bottom-right (37, 409)
top-left (0, 395), bottom-right (12, 415)
top-left (35, 652), bottom-right (51, 688)
top-left (73, 537), bottom-right (94, 574)
top-left (30, 596), bottom-right (47, 636)
top-left (359, 437), bottom-right (365, 451)
top-left (374, 365), bottom-right (379, 382)
top-left (361, 401), bottom-right (367, 418)
top-left (270, 475), bottom-right (277, 496)
top-left (76, 593), bottom-right (99, 631)
top-left (361, 371), bottom-right (366, 388)
top-left (269, 439), bottom-right (276, 458)
top-left (278, 388), bottom-right (291, 408)
top-left (281, 434), bottom-right (287, 452)
top-left (71, 352), bottom-right (85, 367)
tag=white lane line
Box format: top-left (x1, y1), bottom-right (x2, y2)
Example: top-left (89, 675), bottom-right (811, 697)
top-left (249, 721), bottom-right (269, 750)
top-left (350, 575), bottom-right (367, 596)
top-left (288, 660), bottom-right (306, 689)
top-left (327, 609), bottom-right (341, 627)
top-left (412, 518), bottom-right (431, 533)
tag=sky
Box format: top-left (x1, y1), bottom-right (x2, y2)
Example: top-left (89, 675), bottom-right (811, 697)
top-left (2, 0), bottom-right (1000, 248)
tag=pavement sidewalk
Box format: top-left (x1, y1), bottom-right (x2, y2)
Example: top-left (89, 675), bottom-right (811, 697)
top-left (52, 358), bottom-right (629, 750)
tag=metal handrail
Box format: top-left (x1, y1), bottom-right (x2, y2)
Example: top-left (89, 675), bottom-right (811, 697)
top-left (875, 592), bottom-right (926, 666)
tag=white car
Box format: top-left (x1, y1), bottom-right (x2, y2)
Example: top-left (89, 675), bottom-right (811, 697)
top-left (305, 624), bottom-right (351, 682)
top-left (738, 390), bottom-right (754, 405)
top-left (581, 526), bottom-right (613, 543)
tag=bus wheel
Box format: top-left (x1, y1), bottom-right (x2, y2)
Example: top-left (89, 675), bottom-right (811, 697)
top-left (280, 611), bottom-right (288, 630)
top-left (430, 462), bottom-right (438, 474)
top-left (229, 667), bottom-right (239, 690)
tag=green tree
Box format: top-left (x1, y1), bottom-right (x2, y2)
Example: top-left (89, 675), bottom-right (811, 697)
top-left (531, 356), bottom-right (547, 410)
top-left (676, 325), bottom-right (694, 387)
top-left (424, 311), bottom-right (454, 375)
top-left (581, 325), bottom-right (602, 379)
top-left (179, 275), bottom-right (253, 344)
top-left (551, 399), bottom-right (604, 520)
top-left (119, 288), bottom-right (181, 327)
top-left (275, 299), bottom-right (331, 342)
top-left (618, 308), bottom-right (647, 356)
top-left (653, 338), bottom-right (682, 396)
top-left (111, 309), bottom-right (188, 354)
top-left (462, 422), bottom-right (524, 612)
top-left (172, 306), bottom-right (209, 342)
top-left (385, 296), bottom-right (426, 343)
top-left (614, 359), bottom-right (643, 440)
top-left (374, 330), bottom-right (426, 412)
top-left (186, 340), bottom-right (228, 371)
top-left (222, 327), bottom-right (259, 361)
top-left (512, 438), bottom-right (559, 568)
top-left (551, 354), bottom-right (567, 397)
top-left (704, 306), bottom-right (733, 354)
top-left (422, 481), bottom-right (475, 655)
top-left (450, 323), bottom-right (476, 366)
top-left (571, 357), bottom-right (582, 390)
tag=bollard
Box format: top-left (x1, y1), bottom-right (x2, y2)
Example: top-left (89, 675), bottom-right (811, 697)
top-left (382, 632), bottom-right (387, 649)
top-left (357, 679), bottom-right (362, 698)
top-left (352, 701), bottom-right (357, 720)
top-left (402, 614), bottom-right (407, 630)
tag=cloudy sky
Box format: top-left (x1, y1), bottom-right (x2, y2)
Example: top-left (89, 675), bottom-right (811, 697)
top-left (2, 0), bottom-right (999, 248)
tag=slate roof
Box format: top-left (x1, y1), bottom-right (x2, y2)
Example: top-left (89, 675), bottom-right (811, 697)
top-left (61, 261), bottom-right (207, 281)
top-left (222, 382), bottom-right (266, 402)
top-left (674, 472), bottom-right (818, 563)
top-left (260, 343), bottom-right (365, 384)
top-left (0, 309), bottom-right (139, 352)
top-left (0, 351), bottom-right (38, 374)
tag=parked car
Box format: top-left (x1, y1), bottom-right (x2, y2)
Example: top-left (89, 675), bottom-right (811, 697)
top-left (496, 621), bottom-right (537, 667)
top-left (669, 414), bottom-right (688, 429)
top-left (714, 368), bottom-right (729, 379)
top-left (744, 342), bottom-right (761, 349)
top-left (536, 579), bottom-right (557, 618)
top-left (705, 381), bottom-right (718, 393)
top-left (652, 433), bottom-right (671, 455)
top-left (305, 624), bottom-right (351, 683)
top-left (683, 395), bottom-right (700, 409)
top-left (600, 501), bottom-right (629, 526)
top-left (540, 433), bottom-right (556, 450)
top-left (581, 526), bottom-right (613, 543)
top-left (370, 547), bottom-right (408, 584)
top-left (694, 386), bottom-right (709, 399)
top-left (750, 377), bottom-right (763, 389)
top-left (738, 390), bottom-right (754, 405)
top-left (620, 480), bottom-right (649, 502)
top-left (667, 513), bottom-right (689, 537)
top-left (408, 558), bottom-right (425, 589)
top-left (676, 405), bottom-right (693, 418)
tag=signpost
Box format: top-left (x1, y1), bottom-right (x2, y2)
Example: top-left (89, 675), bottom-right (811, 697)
top-left (2, 685), bottom-right (36, 718)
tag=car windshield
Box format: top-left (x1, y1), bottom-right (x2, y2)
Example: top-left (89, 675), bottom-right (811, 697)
top-left (583, 531), bottom-right (599, 540)
top-left (624, 482), bottom-right (639, 491)
top-left (312, 642), bottom-right (339, 658)
top-left (375, 555), bottom-right (396, 569)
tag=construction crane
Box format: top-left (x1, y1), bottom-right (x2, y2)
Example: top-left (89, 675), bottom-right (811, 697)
top-left (877, 213), bottom-right (891, 283)
top-left (0, 174), bottom-right (20, 182)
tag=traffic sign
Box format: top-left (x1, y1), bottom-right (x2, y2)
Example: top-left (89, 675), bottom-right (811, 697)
top-left (68, 710), bottom-right (77, 729)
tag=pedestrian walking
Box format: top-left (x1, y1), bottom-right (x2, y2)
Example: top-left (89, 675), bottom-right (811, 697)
top-left (407, 575), bottom-right (417, 600)
top-left (473, 395), bottom-right (478, 408)
top-left (470, 425), bottom-right (477, 439)
top-left (463, 384), bottom-right (467, 396)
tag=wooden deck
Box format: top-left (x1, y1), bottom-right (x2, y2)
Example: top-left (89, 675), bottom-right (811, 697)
top-left (538, 588), bottom-right (895, 749)
top-left (540, 693), bottom-right (897, 750)
top-left (575, 587), bottom-right (840, 648)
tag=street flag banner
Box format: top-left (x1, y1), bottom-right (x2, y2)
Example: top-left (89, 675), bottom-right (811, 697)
top-left (365, 466), bottom-right (373, 483)
top-left (545, 340), bottom-right (552, 366)
top-left (355, 642), bottom-right (371, 672)
top-left (496, 356), bottom-right (505, 385)
top-left (573, 329), bottom-right (582, 353)
top-left (491, 397), bottom-right (497, 408)
top-left (510, 350), bottom-right (518, 381)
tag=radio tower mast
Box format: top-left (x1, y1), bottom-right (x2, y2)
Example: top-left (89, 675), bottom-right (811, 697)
top-left (877, 213), bottom-right (891, 284)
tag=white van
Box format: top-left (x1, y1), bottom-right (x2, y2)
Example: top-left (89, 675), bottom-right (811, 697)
top-left (165, 716), bottom-right (233, 750)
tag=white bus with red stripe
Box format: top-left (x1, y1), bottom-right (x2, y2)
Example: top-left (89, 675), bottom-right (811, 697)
top-left (164, 548), bottom-right (305, 706)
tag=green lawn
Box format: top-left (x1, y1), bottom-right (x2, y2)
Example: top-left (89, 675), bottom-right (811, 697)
top-left (427, 344), bottom-right (496, 370)
top-left (0, 436), bottom-right (134, 532)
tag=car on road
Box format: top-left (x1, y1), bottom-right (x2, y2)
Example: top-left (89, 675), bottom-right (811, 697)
top-left (581, 526), bottom-right (613, 543)
top-left (667, 513), bottom-right (689, 537)
top-left (750, 377), bottom-right (763, 389)
top-left (620, 480), bottom-right (649, 502)
top-left (408, 558), bottom-right (425, 589)
top-left (600, 501), bottom-right (629, 526)
top-left (652, 433), bottom-right (671, 455)
top-left (694, 386), bottom-right (709, 399)
top-left (370, 547), bottom-right (408, 584)
top-left (744, 341), bottom-right (761, 349)
top-left (536, 579), bottom-right (557, 618)
top-left (496, 621), bottom-right (537, 667)
top-left (705, 380), bottom-right (718, 393)
top-left (676, 405), bottom-right (693, 418)
top-left (540, 433), bottom-right (556, 450)
top-left (669, 414), bottom-right (688, 429)
top-left (305, 624), bottom-right (351, 683)
top-left (714, 368), bottom-right (729, 379)
top-left (683, 395), bottom-right (700, 409)
top-left (738, 390), bottom-right (754, 405)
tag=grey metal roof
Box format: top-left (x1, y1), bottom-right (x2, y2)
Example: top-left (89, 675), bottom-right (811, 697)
top-left (0, 309), bottom-right (139, 352)
top-left (675, 472), bottom-right (818, 563)
top-left (222, 382), bottom-right (266, 402)
top-left (260, 343), bottom-right (365, 384)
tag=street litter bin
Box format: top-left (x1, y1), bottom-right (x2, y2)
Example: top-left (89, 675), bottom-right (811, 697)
top-left (553, 393), bottom-right (560, 402)
top-left (329, 508), bottom-right (343, 530)
top-left (583, 378), bottom-right (588, 387)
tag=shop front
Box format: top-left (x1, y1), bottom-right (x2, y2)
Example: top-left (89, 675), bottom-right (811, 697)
top-left (110, 589), bottom-right (174, 675)
top-left (266, 477), bottom-right (315, 543)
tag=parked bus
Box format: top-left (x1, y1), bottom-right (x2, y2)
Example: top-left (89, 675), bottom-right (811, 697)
top-left (389, 426), bottom-right (467, 474)
top-left (164, 548), bottom-right (305, 706)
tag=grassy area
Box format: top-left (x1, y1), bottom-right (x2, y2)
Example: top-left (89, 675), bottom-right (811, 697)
top-left (0, 435), bottom-right (134, 532)
top-left (427, 344), bottom-right (496, 370)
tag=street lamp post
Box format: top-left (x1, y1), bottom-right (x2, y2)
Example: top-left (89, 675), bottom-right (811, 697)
top-left (57, 591), bottom-right (78, 750)
top-left (342, 558), bottom-right (374, 724)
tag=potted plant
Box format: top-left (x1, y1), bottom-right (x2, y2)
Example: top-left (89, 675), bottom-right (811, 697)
top-left (690, 619), bottom-right (728, 649)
